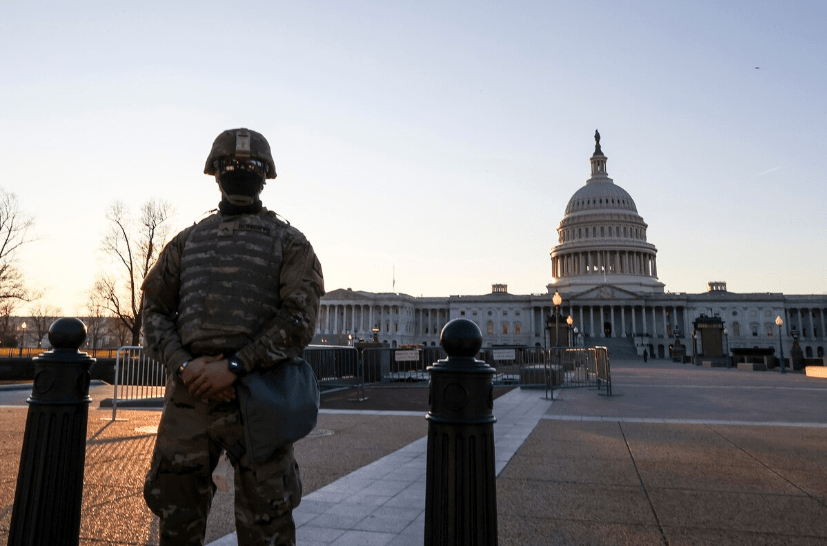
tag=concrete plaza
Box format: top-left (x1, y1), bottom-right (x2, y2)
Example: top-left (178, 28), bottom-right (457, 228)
top-left (1, 357), bottom-right (826, 545)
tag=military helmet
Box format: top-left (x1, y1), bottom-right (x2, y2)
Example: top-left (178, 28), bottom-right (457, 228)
top-left (204, 128), bottom-right (277, 179)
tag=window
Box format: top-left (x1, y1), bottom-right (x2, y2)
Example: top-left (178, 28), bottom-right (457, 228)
top-left (732, 322), bottom-right (740, 336)
top-left (502, 323), bottom-right (508, 335)
top-left (487, 321), bottom-right (494, 335)
top-left (515, 323), bottom-right (522, 335)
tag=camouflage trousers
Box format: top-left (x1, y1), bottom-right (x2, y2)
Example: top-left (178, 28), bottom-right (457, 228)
top-left (144, 378), bottom-right (302, 546)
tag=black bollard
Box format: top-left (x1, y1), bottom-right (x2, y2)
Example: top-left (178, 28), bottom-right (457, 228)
top-left (9, 318), bottom-right (95, 546)
top-left (425, 318), bottom-right (498, 546)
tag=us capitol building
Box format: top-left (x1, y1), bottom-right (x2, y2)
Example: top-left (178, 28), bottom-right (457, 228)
top-left (315, 132), bottom-right (827, 362)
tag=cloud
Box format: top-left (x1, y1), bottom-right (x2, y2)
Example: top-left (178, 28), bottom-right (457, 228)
top-left (755, 166), bottom-right (782, 176)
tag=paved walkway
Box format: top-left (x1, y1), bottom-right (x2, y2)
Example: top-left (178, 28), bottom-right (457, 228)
top-left (209, 388), bottom-right (551, 546)
top-left (1, 358), bottom-right (826, 545)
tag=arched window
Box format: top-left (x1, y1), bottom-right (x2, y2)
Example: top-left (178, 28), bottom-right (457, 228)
top-left (502, 323), bottom-right (508, 335)
top-left (487, 321), bottom-right (494, 335)
top-left (732, 322), bottom-right (741, 337)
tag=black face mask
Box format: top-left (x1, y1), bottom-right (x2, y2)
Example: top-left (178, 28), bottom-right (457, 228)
top-left (217, 171), bottom-right (265, 214)
top-left (218, 170), bottom-right (264, 201)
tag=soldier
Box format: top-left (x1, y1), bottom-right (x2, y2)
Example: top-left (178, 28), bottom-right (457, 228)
top-left (141, 128), bottom-right (324, 545)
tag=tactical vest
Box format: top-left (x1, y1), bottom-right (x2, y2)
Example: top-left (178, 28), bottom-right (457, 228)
top-left (176, 212), bottom-right (285, 354)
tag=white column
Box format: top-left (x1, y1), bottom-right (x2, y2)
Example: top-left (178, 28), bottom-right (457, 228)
top-left (651, 307), bottom-right (657, 337)
top-left (631, 306), bottom-right (637, 336)
top-left (599, 306), bottom-right (605, 338)
top-left (608, 305), bottom-right (615, 337)
top-left (589, 306), bottom-right (594, 338)
top-left (621, 306), bottom-right (627, 337)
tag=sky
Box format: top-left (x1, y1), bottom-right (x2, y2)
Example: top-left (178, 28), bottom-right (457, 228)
top-left (1, 0), bottom-right (825, 316)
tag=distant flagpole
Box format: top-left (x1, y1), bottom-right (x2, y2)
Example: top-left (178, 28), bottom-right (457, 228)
top-left (393, 265), bottom-right (396, 292)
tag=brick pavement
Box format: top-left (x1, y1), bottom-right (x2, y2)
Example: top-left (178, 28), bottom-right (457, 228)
top-left (0, 359), bottom-right (826, 545)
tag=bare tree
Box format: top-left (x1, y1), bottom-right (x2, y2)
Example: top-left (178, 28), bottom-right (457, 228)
top-left (0, 189), bottom-right (35, 302)
top-left (0, 299), bottom-right (22, 348)
top-left (94, 198), bottom-right (174, 346)
top-left (109, 318), bottom-right (132, 348)
top-left (28, 302), bottom-right (62, 348)
top-left (82, 292), bottom-right (109, 351)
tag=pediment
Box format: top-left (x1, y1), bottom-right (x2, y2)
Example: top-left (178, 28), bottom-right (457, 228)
top-left (569, 284), bottom-right (643, 302)
top-left (322, 288), bottom-right (373, 301)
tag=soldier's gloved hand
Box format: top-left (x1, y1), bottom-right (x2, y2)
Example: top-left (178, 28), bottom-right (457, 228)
top-left (188, 359), bottom-right (239, 399)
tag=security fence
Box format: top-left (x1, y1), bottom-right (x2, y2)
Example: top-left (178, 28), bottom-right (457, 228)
top-left (549, 346), bottom-right (612, 395)
top-left (107, 344), bottom-right (612, 416)
top-left (111, 346), bottom-right (167, 420)
top-left (0, 347), bottom-right (121, 359)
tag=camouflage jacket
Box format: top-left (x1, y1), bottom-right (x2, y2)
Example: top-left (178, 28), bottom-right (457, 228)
top-left (141, 208), bottom-right (324, 376)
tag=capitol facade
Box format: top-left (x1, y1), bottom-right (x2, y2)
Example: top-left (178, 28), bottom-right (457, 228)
top-left (314, 133), bottom-right (827, 362)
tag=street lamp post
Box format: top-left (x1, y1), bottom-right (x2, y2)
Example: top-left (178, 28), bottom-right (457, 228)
top-left (544, 315), bottom-right (555, 400)
top-left (691, 329), bottom-right (696, 365)
top-left (19, 322), bottom-right (26, 357)
top-left (723, 328), bottom-right (730, 367)
top-left (775, 316), bottom-right (785, 374)
top-left (566, 315), bottom-right (573, 347)
top-left (552, 291), bottom-right (562, 366)
top-left (372, 326), bottom-right (380, 343)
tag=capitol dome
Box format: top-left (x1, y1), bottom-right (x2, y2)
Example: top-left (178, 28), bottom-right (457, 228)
top-left (565, 177), bottom-right (637, 215)
top-left (550, 131), bottom-right (665, 295)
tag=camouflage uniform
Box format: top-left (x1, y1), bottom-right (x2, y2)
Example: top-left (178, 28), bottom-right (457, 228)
top-left (142, 208), bottom-right (324, 545)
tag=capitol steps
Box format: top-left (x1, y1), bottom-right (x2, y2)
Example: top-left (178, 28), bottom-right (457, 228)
top-left (585, 336), bottom-right (640, 360)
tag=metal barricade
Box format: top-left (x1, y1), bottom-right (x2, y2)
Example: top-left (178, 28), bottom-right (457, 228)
top-left (302, 345), bottom-right (364, 398)
top-left (106, 343), bottom-right (610, 415)
top-left (594, 346), bottom-right (612, 395)
top-left (539, 346), bottom-right (613, 397)
top-left (364, 347), bottom-right (436, 385)
top-left (477, 347), bottom-right (547, 387)
top-left (112, 346), bottom-right (167, 420)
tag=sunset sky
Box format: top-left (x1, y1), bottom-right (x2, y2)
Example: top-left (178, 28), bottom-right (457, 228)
top-left (2, 0), bottom-right (825, 315)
